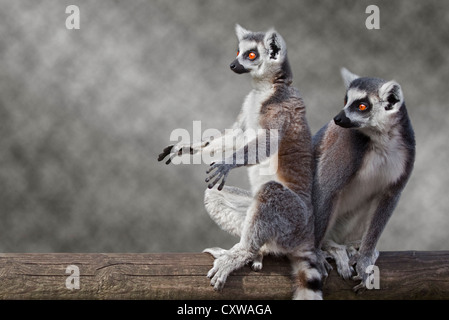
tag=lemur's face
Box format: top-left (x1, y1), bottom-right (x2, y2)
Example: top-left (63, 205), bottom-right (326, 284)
top-left (334, 76), bottom-right (404, 132)
top-left (230, 25), bottom-right (286, 79)
top-left (229, 39), bottom-right (263, 75)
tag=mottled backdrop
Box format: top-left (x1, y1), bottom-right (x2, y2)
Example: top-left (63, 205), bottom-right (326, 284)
top-left (0, 0), bottom-right (447, 252)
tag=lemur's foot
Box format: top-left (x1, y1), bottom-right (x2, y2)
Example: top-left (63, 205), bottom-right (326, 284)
top-left (206, 253), bottom-right (242, 291)
top-left (204, 247), bottom-right (263, 272)
top-left (250, 253), bottom-right (263, 272)
top-left (335, 257), bottom-right (354, 280)
top-left (346, 240), bottom-right (361, 258)
top-left (204, 247), bottom-right (235, 290)
top-left (316, 249), bottom-right (333, 279)
top-left (323, 242), bottom-right (354, 280)
top-left (207, 256), bottom-right (232, 291)
top-left (349, 250), bottom-right (379, 293)
top-left (206, 244), bottom-right (253, 291)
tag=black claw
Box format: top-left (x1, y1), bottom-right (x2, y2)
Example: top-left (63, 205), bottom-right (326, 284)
top-left (206, 164), bottom-right (218, 175)
top-left (206, 169), bottom-right (220, 182)
top-left (218, 172), bottom-right (229, 191)
top-left (158, 152), bottom-right (168, 162)
top-left (158, 145), bottom-right (174, 162)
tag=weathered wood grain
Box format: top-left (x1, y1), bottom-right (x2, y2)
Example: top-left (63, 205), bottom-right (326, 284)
top-left (0, 251), bottom-right (448, 299)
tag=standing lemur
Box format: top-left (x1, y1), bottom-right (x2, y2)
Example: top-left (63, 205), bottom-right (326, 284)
top-left (313, 68), bottom-right (416, 291)
top-left (158, 25), bottom-right (322, 300)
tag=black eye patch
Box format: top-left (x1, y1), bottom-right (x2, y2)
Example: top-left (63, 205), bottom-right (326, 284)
top-left (243, 49), bottom-right (259, 60)
top-left (349, 99), bottom-right (372, 113)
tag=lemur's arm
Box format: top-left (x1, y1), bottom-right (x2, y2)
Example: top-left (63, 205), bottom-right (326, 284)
top-left (206, 128), bottom-right (280, 190)
top-left (349, 189), bottom-right (401, 291)
top-left (313, 126), bottom-right (368, 248)
top-left (158, 111), bottom-right (246, 165)
top-left (360, 192), bottom-right (401, 257)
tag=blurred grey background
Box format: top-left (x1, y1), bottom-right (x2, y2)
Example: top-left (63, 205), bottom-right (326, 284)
top-left (0, 0), bottom-right (447, 252)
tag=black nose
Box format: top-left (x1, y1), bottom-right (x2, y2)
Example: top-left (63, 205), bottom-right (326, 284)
top-left (333, 115), bottom-right (342, 124)
top-left (229, 59), bottom-right (249, 74)
top-left (333, 110), bottom-right (357, 128)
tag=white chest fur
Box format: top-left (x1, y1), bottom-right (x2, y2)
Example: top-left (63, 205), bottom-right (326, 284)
top-left (357, 128), bottom-right (407, 191)
top-left (328, 128), bottom-right (407, 242)
top-left (242, 86), bottom-right (275, 132)
top-left (240, 86), bottom-right (279, 194)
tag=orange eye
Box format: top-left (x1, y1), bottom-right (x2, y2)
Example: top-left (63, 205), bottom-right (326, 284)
top-left (358, 104), bottom-right (368, 111)
top-left (236, 50), bottom-right (239, 57)
top-left (248, 52), bottom-right (256, 60)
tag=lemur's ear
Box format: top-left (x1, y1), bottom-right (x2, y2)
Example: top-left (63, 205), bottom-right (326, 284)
top-left (341, 68), bottom-right (360, 89)
top-left (264, 28), bottom-right (286, 61)
top-left (379, 81), bottom-right (403, 111)
top-left (235, 24), bottom-right (250, 41)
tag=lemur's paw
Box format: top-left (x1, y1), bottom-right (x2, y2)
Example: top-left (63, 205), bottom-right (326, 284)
top-left (157, 145), bottom-right (174, 162)
top-left (352, 280), bottom-right (367, 294)
top-left (205, 162), bottom-right (234, 191)
top-left (316, 249), bottom-right (333, 279)
top-left (336, 261), bottom-right (354, 280)
top-left (206, 255), bottom-right (232, 291)
top-left (346, 240), bottom-right (361, 259)
top-left (349, 251), bottom-right (379, 292)
top-left (323, 242), bottom-right (354, 280)
top-left (330, 249), bottom-right (353, 280)
top-left (323, 259), bottom-right (333, 275)
top-left (158, 144), bottom-right (195, 164)
top-left (250, 260), bottom-right (263, 272)
top-left (203, 247), bottom-right (227, 259)
top-left (346, 246), bottom-right (359, 259)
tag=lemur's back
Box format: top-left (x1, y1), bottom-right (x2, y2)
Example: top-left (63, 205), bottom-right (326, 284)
top-left (259, 85), bottom-right (313, 200)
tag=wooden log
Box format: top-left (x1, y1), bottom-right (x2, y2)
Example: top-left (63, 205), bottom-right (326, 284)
top-left (0, 251), bottom-right (448, 299)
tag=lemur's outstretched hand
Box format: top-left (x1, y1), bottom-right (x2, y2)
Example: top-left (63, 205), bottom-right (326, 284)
top-left (157, 144), bottom-right (195, 165)
top-left (157, 145), bottom-right (175, 164)
top-left (205, 161), bottom-right (236, 191)
top-left (159, 140), bottom-right (212, 165)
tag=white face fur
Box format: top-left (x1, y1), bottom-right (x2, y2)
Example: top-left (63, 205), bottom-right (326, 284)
top-left (234, 24), bottom-right (287, 80)
top-left (339, 68), bottom-right (404, 135)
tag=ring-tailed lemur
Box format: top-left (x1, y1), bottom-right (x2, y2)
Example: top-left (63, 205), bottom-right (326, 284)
top-left (313, 68), bottom-right (415, 291)
top-left (158, 25), bottom-right (322, 300)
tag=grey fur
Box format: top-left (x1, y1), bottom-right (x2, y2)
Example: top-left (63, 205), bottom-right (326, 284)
top-left (313, 68), bottom-right (416, 292)
top-left (203, 26), bottom-right (322, 300)
top-left (341, 68), bottom-right (359, 89)
top-left (159, 25), bottom-right (321, 299)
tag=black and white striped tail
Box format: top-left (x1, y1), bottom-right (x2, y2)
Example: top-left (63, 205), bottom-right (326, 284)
top-left (290, 252), bottom-right (323, 300)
